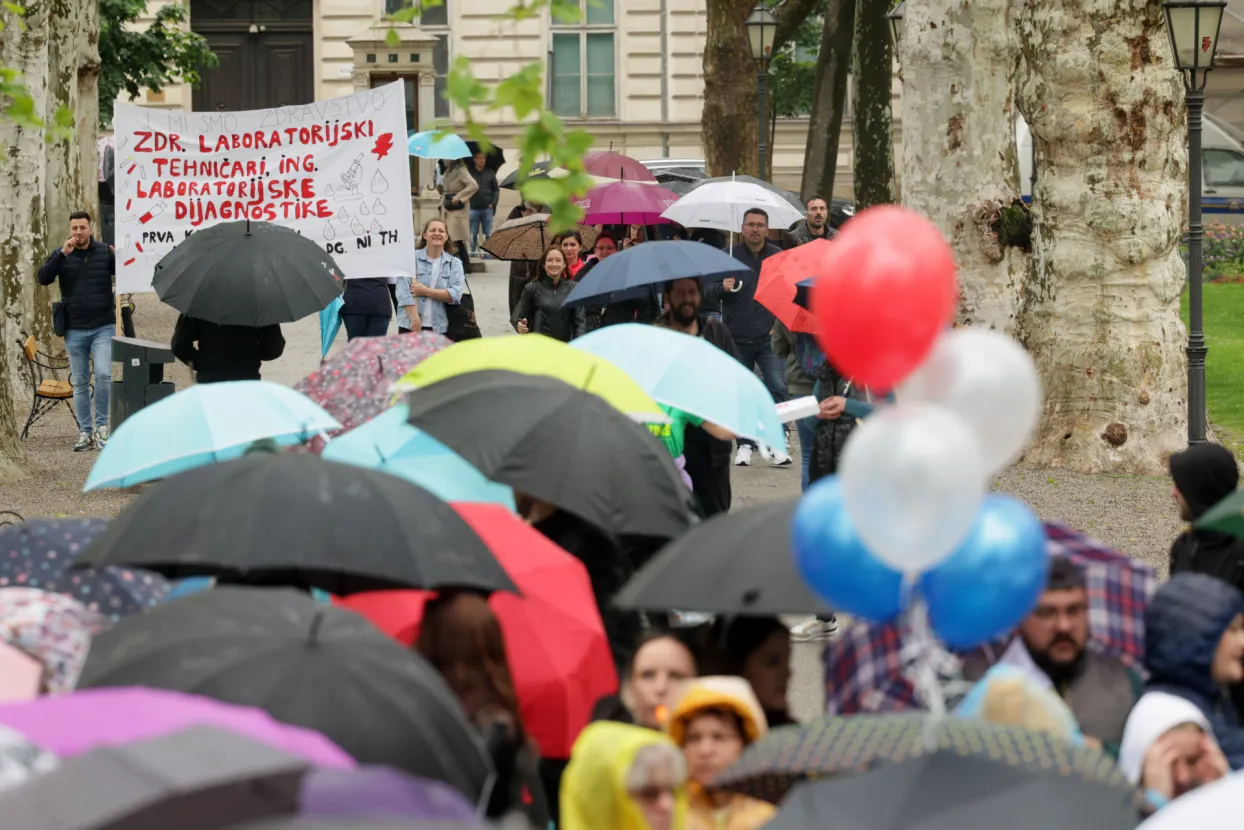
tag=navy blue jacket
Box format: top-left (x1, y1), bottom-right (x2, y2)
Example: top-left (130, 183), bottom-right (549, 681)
top-left (1144, 572), bottom-right (1244, 769)
top-left (37, 240), bottom-right (115, 330)
top-left (703, 242), bottom-right (782, 344)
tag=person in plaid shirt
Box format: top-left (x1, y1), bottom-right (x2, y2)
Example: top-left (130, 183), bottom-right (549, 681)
top-left (960, 558), bottom-right (1143, 758)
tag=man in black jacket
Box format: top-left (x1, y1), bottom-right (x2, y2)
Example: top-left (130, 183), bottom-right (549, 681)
top-left (38, 210), bottom-right (115, 452)
top-left (656, 277), bottom-right (739, 517)
top-left (467, 152), bottom-right (499, 258)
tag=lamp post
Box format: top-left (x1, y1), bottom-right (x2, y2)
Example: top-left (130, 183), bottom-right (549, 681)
top-left (746, 5), bottom-right (778, 181)
top-left (887, 1), bottom-right (905, 54)
top-left (1164, 0), bottom-right (1226, 444)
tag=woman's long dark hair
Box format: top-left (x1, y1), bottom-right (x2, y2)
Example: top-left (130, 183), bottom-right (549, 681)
top-left (531, 244), bottom-right (568, 283)
top-left (416, 217), bottom-right (459, 255)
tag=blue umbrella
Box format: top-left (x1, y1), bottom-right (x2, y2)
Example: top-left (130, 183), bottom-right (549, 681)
top-left (564, 240), bottom-right (751, 308)
top-left (322, 406), bottom-right (515, 510)
top-left (0, 519), bottom-right (168, 618)
top-left (571, 323), bottom-right (785, 445)
top-left (408, 130), bottom-right (471, 160)
top-left (85, 381), bottom-right (342, 491)
top-left (320, 294), bottom-right (345, 359)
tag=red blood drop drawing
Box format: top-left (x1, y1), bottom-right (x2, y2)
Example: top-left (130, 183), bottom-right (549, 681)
top-left (123, 258), bottom-right (136, 266)
top-left (135, 242), bottom-right (144, 253)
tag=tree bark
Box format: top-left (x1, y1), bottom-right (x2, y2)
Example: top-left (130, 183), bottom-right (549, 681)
top-left (851, 0), bottom-right (894, 208)
top-left (800, 0), bottom-right (855, 201)
top-left (899, 0), bottom-right (1027, 335)
top-left (1013, 0), bottom-right (1187, 474)
top-left (702, 0), bottom-right (822, 179)
top-left (0, 0), bottom-right (100, 483)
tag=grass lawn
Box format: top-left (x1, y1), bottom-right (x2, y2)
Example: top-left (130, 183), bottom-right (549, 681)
top-left (1181, 281), bottom-right (1244, 449)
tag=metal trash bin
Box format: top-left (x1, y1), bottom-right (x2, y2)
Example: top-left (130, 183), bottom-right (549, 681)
top-left (110, 337), bottom-right (175, 429)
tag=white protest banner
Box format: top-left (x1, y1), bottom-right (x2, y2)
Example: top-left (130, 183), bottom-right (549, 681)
top-left (113, 82), bottom-right (415, 293)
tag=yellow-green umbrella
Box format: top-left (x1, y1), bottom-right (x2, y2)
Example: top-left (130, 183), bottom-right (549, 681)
top-left (392, 334), bottom-right (667, 421)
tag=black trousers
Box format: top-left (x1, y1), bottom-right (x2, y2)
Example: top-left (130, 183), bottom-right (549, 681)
top-left (684, 443), bottom-right (731, 517)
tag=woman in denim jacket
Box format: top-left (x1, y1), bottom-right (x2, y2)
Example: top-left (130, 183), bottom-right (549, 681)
top-left (397, 217), bottom-right (466, 335)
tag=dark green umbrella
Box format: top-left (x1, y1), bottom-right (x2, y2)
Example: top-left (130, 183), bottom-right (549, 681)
top-left (1195, 487), bottom-right (1244, 537)
top-left (766, 752), bottom-right (1141, 830)
top-left (712, 713), bottom-right (1133, 805)
top-left (405, 370), bottom-right (696, 539)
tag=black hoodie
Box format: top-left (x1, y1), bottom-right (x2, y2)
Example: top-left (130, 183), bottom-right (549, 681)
top-left (1169, 443), bottom-right (1244, 591)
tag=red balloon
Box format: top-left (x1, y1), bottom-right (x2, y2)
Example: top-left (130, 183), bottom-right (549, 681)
top-left (810, 205), bottom-right (957, 389)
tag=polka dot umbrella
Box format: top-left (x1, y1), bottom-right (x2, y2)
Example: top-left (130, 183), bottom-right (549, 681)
top-left (0, 519), bottom-right (168, 619)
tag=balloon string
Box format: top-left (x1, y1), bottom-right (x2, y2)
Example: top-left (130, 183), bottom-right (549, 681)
top-left (901, 575), bottom-right (947, 751)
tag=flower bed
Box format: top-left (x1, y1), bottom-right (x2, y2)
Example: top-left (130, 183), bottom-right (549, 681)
top-left (1181, 223), bottom-right (1244, 282)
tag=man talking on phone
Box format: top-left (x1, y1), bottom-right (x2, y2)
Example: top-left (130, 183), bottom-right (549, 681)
top-left (38, 210), bottom-right (115, 452)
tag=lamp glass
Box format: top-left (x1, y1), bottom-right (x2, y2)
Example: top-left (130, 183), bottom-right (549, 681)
top-left (1164, 1), bottom-right (1225, 72)
top-left (746, 7), bottom-right (778, 64)
top-left (888, 1), bottom-right (905, 46)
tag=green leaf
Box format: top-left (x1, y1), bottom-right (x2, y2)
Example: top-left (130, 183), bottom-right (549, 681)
top-left (385, 28), bottom-right (400, 47)
top-left (519, 178), bottom-right (568, 206)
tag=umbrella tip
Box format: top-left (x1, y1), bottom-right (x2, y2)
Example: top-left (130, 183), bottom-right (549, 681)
top-left (246, 217), bottom-right (252, 236)
top-left (307, 608), bottom-right (325, 646)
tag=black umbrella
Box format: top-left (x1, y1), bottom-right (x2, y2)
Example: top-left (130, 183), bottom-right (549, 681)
top-left (829, 197), bottom-right (855, 229)
top-left (74, 454), bottom-right (518, 596)
top-left (77, 587), bottom-right (496, 806)
top-left (1, 725), bottom-right (309, 830)
top-left (766, 752), bottom-right (1141, 830)
top-left (499, 160), bottom-right (556, 190)
top-left (405, 370), bottom-right (696, 539)
top-left (613, 499), bottom-right (834, 616)
top-left (464, 141), bottom-right (505, 171)
top-left (153, 220), bottom-right (344, 327)
top-left (654, 167), bottom-right (708, 185)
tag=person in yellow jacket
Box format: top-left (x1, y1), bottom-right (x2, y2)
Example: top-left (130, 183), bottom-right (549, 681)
top-left (561, 721), bottom-right (689, 830)
top-left (666, 676), bottom-right (777, 830)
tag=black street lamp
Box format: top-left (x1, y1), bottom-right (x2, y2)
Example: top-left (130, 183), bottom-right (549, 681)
top-left (1163, 0), bottom-right (1226, 444)
top-left (746, 5), bottom-right (778, 181)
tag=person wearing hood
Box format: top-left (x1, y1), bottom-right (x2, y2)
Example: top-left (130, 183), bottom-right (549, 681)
top-left (1169, 443), bottom-right (1244, 592)
top-left (1144, 572), bottom-right (1244, 769)
top-left (666, 676), bottom-right (776, 830)
top-left (561, 721), bottom-right (688, 830)
top-left (1118, 691), bottom-right (1231, 813)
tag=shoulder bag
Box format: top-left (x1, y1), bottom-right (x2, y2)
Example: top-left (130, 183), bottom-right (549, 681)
top-left (445, 266), bottom-right (482, 342)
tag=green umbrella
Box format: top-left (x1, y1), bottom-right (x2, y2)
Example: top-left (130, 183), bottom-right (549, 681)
top-left (1194, 487), bottom-right (1244, 537)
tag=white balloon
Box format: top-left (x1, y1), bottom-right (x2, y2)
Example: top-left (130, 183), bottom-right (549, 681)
top-left (900, 328), bottom-right (1042, 473)
top-left (839, 402), bottom-right (987, 574)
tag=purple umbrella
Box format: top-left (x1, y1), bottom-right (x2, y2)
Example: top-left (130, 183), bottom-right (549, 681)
top-left (0, 687), bottom-right (355, 768)
top-left (578, 180), bottom-right (679, 225)
top-left (300, 766), bottom-right (483, 823)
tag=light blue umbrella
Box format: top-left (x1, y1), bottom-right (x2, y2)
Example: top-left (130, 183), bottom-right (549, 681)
top-left (571, 323), bottom-right (785, 445)
top-left (408, 130), bottom-right (471, 160)
top-left (322, 405), bottom-right (516, 510)
top-left (84, 381), bottom-right (341, 491)
top-left (319, 294), bottom-right (345, 359)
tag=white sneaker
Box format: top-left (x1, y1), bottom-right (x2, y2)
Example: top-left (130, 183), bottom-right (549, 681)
top-left (734, 445), bottom-right (753, 466)
top-left (784, 430), bottom-right (792, 451)
top-left (766, 448), bottom-right (793, 467)
top-left (790, 616), bottom-right (839, 642)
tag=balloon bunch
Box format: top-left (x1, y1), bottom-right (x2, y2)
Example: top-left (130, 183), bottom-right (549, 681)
top-left (791, 206), bottom-right (1049, 650)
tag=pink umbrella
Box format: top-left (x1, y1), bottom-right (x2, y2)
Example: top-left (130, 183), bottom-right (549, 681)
top-left (581, 151), bottom-right (657, 183)
top-left (578, 181), bottom-right (680, 225)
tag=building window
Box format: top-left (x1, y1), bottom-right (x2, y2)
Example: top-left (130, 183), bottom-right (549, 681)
top-left (431, 35), bottom-right (449, 119)
top-left (550, 0), bottom-right (615, 119)
top-left (383, 0), bottom-right (447, 25)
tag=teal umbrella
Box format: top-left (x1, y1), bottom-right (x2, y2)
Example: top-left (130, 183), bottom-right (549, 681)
top-left (407, 130), bottom-right (471, 160)
top-left (571, 323), bottom-right (785, 446)
top-left (319, 295), bottom-right (345, 359)
top-left (84, 382), bottom-right (340, 491)
top-left (322, 406), bottom-right (516, 510)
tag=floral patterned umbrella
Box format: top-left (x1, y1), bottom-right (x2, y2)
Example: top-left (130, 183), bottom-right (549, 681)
top-left (0, 587), bottom-right (110, 694)
top-left (294, 332), bottom-right (452, 445)
top-left (0, 519), bottom-right (167, 619)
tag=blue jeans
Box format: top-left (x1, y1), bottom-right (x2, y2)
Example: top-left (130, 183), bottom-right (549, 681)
top-left (341, 314), bottom-right (390, 340)
top-left (468, 208), bottom-right (493, 253)
top-left (797, 415), bottom-right (817, 491)
top-left (66, 323), bottom-right (112, 433)
top-left (733, 337), bottom-right (787, 450)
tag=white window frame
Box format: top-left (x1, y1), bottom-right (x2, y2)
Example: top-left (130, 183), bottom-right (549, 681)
top-left (549, 0), bottom-right (618, 120)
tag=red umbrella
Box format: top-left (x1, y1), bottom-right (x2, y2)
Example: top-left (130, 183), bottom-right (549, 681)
top-left (578, 180), bottom-right (679, 225)
top-left (755, 240), bottom-right (830, 334)
top-left (581, 151), bottom-right (657, 183)
top-left (338, 503), bottom-right (618, 759)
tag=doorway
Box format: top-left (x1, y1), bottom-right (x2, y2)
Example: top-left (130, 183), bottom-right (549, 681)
top-left (191, 0), bottom-right (315, 111)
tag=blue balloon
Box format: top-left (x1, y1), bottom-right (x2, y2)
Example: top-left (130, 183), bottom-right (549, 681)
top-left (921, 495), bottom-right (1049, 649)
top-left (791, 477), bottom-right (906, 623)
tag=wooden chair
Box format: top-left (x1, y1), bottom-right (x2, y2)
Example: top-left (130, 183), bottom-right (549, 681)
top-left (16, 334), bottom-right (77, 439)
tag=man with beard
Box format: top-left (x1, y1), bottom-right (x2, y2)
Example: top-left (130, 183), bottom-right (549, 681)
top-left (962, 557), bottom-right (1142, 756)
top-left (788, 195), bottom-right (837, 246)
top-left (656, 277), bottom-right (739, 517)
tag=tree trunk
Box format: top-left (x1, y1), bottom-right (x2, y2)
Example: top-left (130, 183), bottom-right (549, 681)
top-left (1013, 0), bottom-right (1187, 474)
top-left (702, 0), bottom-right (822, 179)
top-left (800, 0), bottom-right (855, 201)
top-left (899, 0), bottom-right (1027, 335)
top-left (0, 0), bottom-right (100, 483)
top-left (851, 0), bottom-right (894, 208)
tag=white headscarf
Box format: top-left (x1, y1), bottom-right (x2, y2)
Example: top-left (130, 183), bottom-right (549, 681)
top-left (1118, 691), bottom-right (1214, 784)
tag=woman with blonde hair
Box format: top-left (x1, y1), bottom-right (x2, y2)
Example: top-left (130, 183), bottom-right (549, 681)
top-left (415, 591), bottom-right (549, 825)
top-left (561, 721), bottom-right (688, 830)
top-left (397, 217), bottom-right (466, 336)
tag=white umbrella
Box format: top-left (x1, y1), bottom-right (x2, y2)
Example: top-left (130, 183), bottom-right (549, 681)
top-left (1137, 770), bottom-right (1243, 830)
top-left (661, 178), bottom-right (805, 232)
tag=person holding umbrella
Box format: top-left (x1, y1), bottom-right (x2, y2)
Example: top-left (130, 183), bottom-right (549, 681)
top-left (512, 246), bottom-right (586, 342)
top-left (505, 201), bottom-right (541, 315)
top-left (440, 158), bottom-right (478, 275)
top-left (397, 218), bottom-right (466, 336)
top-left (171, 314), bottom-right (285, 383)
